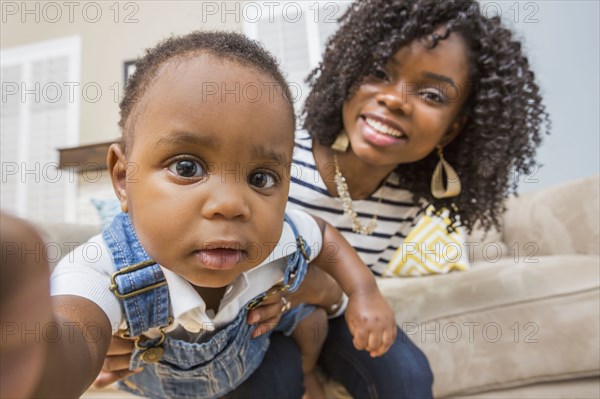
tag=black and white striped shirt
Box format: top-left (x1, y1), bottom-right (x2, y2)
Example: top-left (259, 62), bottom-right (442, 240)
top-left (286, 131), bottom-right (423, 275)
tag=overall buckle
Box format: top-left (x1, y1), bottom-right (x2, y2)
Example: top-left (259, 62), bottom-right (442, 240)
top-left (109, 260), bottom-right (167, 299)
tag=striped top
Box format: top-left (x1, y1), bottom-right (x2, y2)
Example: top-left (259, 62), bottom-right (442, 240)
top-left (286, 131), bottom-right (424, 275)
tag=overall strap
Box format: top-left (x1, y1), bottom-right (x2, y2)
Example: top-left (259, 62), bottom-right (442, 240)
top-left (103, 212), bottom-right (170, 337)
top-left (282, 213), bottom-right (311, 292)
top-left (246, 213), bottom-right (313, 311)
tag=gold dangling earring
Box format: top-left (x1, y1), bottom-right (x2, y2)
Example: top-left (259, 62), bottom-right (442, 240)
top-left (331, 130), bottom-right (350, 152)
top-left (431, 146), bottom-right (461, 199)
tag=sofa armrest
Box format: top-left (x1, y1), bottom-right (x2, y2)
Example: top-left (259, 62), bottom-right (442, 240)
top-left (502, 175), bottom-right (599, 256)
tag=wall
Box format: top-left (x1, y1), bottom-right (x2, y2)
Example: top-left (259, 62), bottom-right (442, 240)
top-left (480, 0), bottom-right (599, 192)
top-left (1, 1), bottom-right (243, 222)
top-left (1, 1), bottom-right (243, 145)
top-left (2, 1), bottom-right (598, 204)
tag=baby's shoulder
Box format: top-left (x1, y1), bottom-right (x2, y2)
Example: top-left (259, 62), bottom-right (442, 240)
top-left (53, 234), bottom-right (114, 275)
top-left (284, 209), bottom-right (319, 234)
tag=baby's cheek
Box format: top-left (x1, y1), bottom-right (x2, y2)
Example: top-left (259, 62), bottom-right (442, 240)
top-left (248, 238), bottom-right (274, 265)
top-left (253, 228), bottom-right (283, 265)
top-left (246, 244), bottom-right (263, 264)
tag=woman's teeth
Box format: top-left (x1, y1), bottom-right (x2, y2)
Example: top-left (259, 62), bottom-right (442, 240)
top-left (365, 118), bottom-right (404, 138)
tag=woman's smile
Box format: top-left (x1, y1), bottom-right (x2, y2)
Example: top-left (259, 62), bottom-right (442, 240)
top-left (360, 115), bottom-right (409, 147)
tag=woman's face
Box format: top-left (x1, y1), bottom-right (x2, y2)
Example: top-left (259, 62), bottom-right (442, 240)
top-left (342, 31), bottom-right (471, 167)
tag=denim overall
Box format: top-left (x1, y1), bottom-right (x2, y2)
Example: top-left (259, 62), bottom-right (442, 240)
top-left (103, 212), bottom-right (313, 399)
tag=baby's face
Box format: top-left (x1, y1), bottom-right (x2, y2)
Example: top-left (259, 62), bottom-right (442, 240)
top-left (113, 54), bottom-right (294, 288)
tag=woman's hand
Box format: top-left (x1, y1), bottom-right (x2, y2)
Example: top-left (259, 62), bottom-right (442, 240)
top-left (345, 290), bottom-right (397, 358)
top-left (247, 265), bottom-right (343, 338)
top-left (93, 335), bottom-right (142, 388)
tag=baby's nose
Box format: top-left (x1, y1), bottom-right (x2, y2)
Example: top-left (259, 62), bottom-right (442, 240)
top-left (200, 179), bottom-right (251, 221)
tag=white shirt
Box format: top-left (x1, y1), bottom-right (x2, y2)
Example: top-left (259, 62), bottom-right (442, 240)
top-left (51, 209), bottom-right (323, 335)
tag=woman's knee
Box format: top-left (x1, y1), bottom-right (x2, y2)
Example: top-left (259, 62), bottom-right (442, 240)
top-left (391, 327), bottom-right (434, 396)
top-left (320, 318), bottom-right (433, 398)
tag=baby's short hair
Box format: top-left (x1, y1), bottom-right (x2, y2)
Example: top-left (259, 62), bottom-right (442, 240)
top-left (119, 30), bottom-right (294, 152)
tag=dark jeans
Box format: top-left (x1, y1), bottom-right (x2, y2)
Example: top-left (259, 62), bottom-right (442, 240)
top-left (225, 332), bottom-right (303, 399)
top-left (226, 317), bottom-right (433, 399)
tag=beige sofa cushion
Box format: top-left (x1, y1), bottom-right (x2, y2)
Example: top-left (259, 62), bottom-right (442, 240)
top-left (503, 175), bottom-right (600, 256)
top-left (376, 254), bottom-right (600, 397)
top-left (465, 225), bottom-right (508, 264)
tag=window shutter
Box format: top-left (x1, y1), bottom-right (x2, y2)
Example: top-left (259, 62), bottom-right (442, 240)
top-left (1, 36), bottom-right (80, 222)
top-left (246, 2), bottom-right (349, 113)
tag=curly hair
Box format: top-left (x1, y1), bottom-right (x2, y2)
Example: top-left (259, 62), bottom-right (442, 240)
top-left (119, 30), bottom-right (294, 152)
top-left (303, 0), bottom-right (550, 232)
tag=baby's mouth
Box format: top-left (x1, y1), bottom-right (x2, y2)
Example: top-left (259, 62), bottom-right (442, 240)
top-left (195, 248), bottom-right (244, 270)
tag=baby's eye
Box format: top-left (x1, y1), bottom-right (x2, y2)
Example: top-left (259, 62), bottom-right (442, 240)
top-left (248, 171), bottom-right (277, 189)
top-left (168, 159), bottom-right (205, 178)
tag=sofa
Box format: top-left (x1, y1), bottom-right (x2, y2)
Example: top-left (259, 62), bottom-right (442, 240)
top-left (35, 175), bottom-right (599, 398)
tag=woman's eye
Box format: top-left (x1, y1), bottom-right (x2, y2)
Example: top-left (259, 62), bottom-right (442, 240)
top-left (371, 67), bottom-right (390, 81)
top-left (249, 172), bottom-right (276, 189)
top-left (168, 159), bottom-right (205, 178)
top-left (420, 90), bottom-right (445, 104)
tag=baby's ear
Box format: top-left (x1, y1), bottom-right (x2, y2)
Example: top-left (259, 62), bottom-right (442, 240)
top-left (107, 143), bottom-right (129, 213)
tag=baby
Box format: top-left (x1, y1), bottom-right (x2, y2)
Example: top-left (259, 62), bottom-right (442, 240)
top-left (43, 31), bottom-right (396, 398)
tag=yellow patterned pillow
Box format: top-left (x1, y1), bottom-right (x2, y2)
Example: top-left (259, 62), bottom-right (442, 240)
top-left (383, 205), bottom-right (470, 277)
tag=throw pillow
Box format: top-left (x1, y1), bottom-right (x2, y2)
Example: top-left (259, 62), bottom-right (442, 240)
top-left (383, 205), bottom-right (470, 276)
top-left (90, 198), bottom-right (122, 229)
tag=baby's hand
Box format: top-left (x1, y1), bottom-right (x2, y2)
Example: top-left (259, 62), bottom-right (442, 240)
top-left (344, 290), bottom-right (397, 357)
top-left (1, 213), bottom-right (53, 398)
